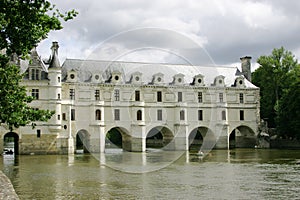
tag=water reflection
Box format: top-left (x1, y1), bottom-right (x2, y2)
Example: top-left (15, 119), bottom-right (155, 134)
top-left (1, 149), bottom-right (300, 199)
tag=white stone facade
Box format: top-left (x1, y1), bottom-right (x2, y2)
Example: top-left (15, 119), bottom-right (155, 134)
top-left (0, 42), bottom-right (260, 154)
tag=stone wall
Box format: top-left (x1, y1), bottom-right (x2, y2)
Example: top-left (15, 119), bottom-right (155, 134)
top-left (0, 170), bottom-right (19, 200)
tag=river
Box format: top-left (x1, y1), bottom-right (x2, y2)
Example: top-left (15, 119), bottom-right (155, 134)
top-left (1, 149), bottom-right (300, 200)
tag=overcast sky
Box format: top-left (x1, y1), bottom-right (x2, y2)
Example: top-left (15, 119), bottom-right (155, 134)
top-left (37, 0), bottom-right (300, 69)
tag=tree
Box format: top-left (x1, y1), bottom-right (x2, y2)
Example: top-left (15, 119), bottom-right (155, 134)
top-left (0, 0), bottom-right (77, 131)
top-left (252, 47), bottom-right (298, 129)
top-left (276, 65), bottom-right (300, 139)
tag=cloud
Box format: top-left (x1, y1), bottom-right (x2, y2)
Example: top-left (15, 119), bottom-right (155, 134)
top-left (38, 0), bottom-right (300, 67)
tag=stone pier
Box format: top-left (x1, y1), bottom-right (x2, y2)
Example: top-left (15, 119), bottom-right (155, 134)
top-left (0, 170), bottom-right (19, 200)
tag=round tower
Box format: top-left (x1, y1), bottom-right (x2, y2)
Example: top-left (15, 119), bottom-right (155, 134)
top-left (48, 41), bottom-right (62, 131)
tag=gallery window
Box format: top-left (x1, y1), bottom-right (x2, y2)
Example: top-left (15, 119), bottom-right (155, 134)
top-left (71, 109), bottom-right (75, 121)
top-left (137, 110), bottom-right (142, 121)
top-left (157, 110), bottom-right (162, 121)
top-left (180, 110), bottom-right (185, 120)
top-left (198, 110), bottom-right (203, 121)
top-left (239, 93), bottom-right (244, 103)
top-left (114, 90), bottom-right (120, 101)
top-left (95, 90), bottom-right (100, 100)
top-left (157, 91), bottom-right (162, 102)
top-left (221, 110), bottom-right (226, 120)
top-left (31, 89), bottom-right (39, 99)
top-left (178, 92), bottom-right (183, 102)
top-left (198, 92), bottom-right (203, 103)
top-left (135, 90), bottom-right (140, 101)
top-left (114, 109), bottom-right (120, 121)
top-left (240, 110), bottom-right (244, 121)
top-left (219, 93), bottom-right (224, 103)
top-left (70, 89), bottom-right (75, 100)
top-left (95, 109), bottom-right (101, 120)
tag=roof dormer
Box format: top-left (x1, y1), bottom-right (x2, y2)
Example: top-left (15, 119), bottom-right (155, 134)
top-left (233, 76), bottom-right (246, 88)
top-left (67, 69), bottom-right (78, 82)
top-left (172, 73), bottom-right (185, 85)
top-left (111, 70), bottom-right (123, 84)
top-left (213, 75), bottom-right (225, 87)
top-left (130, 71), bottom-right (142, 85)
top-left (151, 73), bottom-right (164, 85)
top-left (92, 71), bottom-right (103, 83)
top-left (192, 74), bottom-right (205, 86)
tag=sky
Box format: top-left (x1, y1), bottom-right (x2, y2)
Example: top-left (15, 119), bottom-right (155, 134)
top-left (37, 0), bottom-right (300, 70)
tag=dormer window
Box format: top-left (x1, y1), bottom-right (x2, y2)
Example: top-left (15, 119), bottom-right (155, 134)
top-left (111, 71), bottom-right (122, 84)
top-left (213, 75), bottom-right (225, 87)
top-left (234, 76), bottom-right (245, 88)
top-left (130, 71), bottom-right (142, 85)
top-left (92, 72), bottom-right (103, 83)
top-left (172, 73), bottom-right (184, 85)
top-left (67, 70), bottom-right (77, 82)
top-left (152, 73), bottom-right (164, 85)
top-left (193, 74), bottom-right (205, 86)
top-left (30, 68), bottom-right (40, 80)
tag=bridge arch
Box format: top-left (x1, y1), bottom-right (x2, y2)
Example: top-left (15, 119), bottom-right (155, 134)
top-left (146, 126), bottom-right (174, 149)
top-left (106, 127), bottom-right (131, 151)
top-left (229, 125), bottom-right (256, 148)
top-left (3, 132), bottom-right (19, 155)
top-left (75, 129), bottom-right (90, 153)
top-left (188, 127), bottom-right (216, 152)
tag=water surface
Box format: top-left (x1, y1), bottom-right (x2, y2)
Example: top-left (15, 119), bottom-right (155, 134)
top-left (1, 149), bottom-right (300, 200)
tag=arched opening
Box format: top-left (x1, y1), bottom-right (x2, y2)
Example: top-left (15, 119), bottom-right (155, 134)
top-left (106, 128), bottom-right (123, 148)
top-left (3, 132), bottom-right (19, 155)
top-left (188, 127), bottom-right (216, 152)
top-left (137, 110), bottom-right (142, 121)
top-left (146, 126), bottom-right (173, 149)
top-left (75, 130), bottom-right (90, 154)
top-left (229, 126), bottom-right (256, 148)
top-left (95, 109), bottom-right (101, 120)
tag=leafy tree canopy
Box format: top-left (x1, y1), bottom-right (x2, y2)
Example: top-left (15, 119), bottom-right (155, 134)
top-left (252, 47), bottom-right (299, 138)
top-left (0, 0), bottom-right (77, 131)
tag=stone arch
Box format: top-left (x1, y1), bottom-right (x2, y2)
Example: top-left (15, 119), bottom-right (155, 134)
top-left (3, 132), bottom-right (19, 155)
top-left (146, 126), bottom-right (174, 149)
top-left (188, 127), bottom-right (216, 152)
top-left (75, 129), bottom-right (90, 153)
top-left (229, 125), bottom-right (256, 148)
top-left (106, 127), bottom-right (131, 151)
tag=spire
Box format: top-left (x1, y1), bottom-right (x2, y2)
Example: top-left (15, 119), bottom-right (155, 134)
top-left (49, 41), bottom-right (60, 69)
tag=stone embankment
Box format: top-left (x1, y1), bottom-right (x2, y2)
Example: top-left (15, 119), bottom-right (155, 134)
top-left (0, 170), bottom-right (19, 200)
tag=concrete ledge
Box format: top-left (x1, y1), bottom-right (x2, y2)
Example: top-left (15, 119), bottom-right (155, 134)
top-left (0, 170), bottom-right (19, 200)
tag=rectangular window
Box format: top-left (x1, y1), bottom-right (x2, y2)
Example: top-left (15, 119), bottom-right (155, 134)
top-left (114, 109), bottom-right (120, 121)
top-left (37, 129), bottom-right (41, 138)
top-left (58, 93), bottom-right (61, 100)
top-left (157, 91), bottom-right (162, 102)
top-left (31, 69), bottom-right (40, 80)
top-left (114, 90), bottom-right (120, 101)
top-left (240, 110), bottom-right (244, 121)
top-left (198, 92), bottom-right (203, 103)
top-left (31, 89), bottom-right (39, 99)
top-left (219, 93), bottom-right (224, 103)
top-left (178, 92), bottom-right (182, 102)
top-left (157, 109), bottom-right (162, 121)
top-left (58, 76), bottom-right (61, 83)
top-left (70, 89), bottom-right (75, 100)
top-left (221, 110), bottom-right (226, 120)
top-left (135, 90), bottom-right (140, 101)
top-left (198, 110), bottom-right (203, 121)
top-left (58, 114), bottom-right (60, 120)
top-left (95, 90), bottom-right (100, 100)
top-left (62, 113), bottom-right (66, 121)
top-left (71, 109), bottom-right (75, 121)
top-left (239, 93), bottom-right (244, 103)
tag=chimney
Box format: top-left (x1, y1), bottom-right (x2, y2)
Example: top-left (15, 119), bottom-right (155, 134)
top-left (51, 41), bottom-right (59, 56)
top-left (240, 56), bottom-right (252, 81)
top-left (49, 41), bottom-right (60, 69)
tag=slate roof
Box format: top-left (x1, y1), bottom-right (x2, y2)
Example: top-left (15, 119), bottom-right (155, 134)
top-left (61, 59), bottom-right (258, 88)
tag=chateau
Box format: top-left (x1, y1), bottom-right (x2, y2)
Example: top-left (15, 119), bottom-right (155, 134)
top-left (0, 42), bottom-right (260, 154)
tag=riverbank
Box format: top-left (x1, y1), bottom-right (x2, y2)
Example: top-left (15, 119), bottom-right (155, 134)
top-left (0, 170), bottom-right (19, 200)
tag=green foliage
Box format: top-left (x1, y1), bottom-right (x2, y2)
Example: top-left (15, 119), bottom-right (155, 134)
top-left (276, 65), bottom-right (300, 139)
top-left (0, 0), bottom-right (77, 57)
top-left (0, 0), bottom-right (77, 130)
top-left (252, 47), bottom-right (299, 138)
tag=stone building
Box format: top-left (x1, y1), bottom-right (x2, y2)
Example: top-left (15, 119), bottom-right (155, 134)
top-left (0, 42), bottom-right (260, 154)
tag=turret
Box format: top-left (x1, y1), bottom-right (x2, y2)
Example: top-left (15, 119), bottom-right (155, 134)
top-left (48, 41), bottom-right (62, 131)
top-left (240, 56), bottom-right (252, 82)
